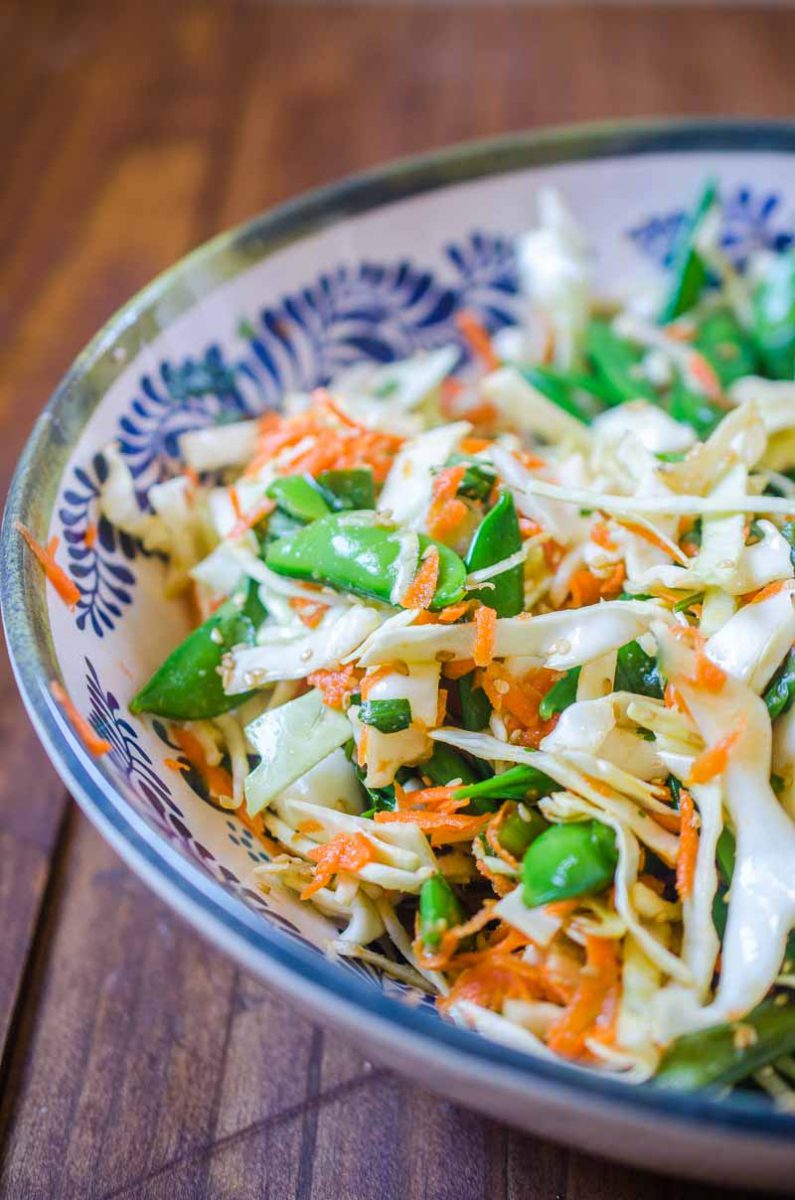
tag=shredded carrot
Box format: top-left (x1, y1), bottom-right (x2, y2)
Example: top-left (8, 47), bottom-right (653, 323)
top-left (546, 936), bottom-right (619, 1059)
top-left (442, 657), bottom-right (477, 680)
top-left (664, 682), bottom-right (693, 719)
top-left (417, 902), bottom-right (498, 969)
top-left (50, 681), bottom-right (111, 755)
top-left (688, 721), bottom-right (745, 785)
top-left (357, 726), bottom-right (369, 768)
top-left (83, 522), bottom-right (97, 549)
top-left (396, 783), bottom-right (465, 813)
top-left (690, 652), bottom-right (726, 694)
top-left (307, 664), bottom-right (362, 710)
top-left (460, 437), bottom-right (492, 454)
top-left (360, 663), bottom-right (404, 699)
top-left (163, 757), bottom-right (188, 773)
top-left (301, 832), bottom-right (375, 899)
top-left (664, 320), bottom-right (695, 342)
top-left (746, 579), bottom-right (790, 606)
top-left (439, 377), bottom-right (465, 417)
top-left (518, 517), bottom-right (542, 539)
top-left (439, 953), bottom-right (544, 1013)
top-left (456, 309), bottom-right (500, 371)
top-left (600, 561), bottom-right (626, 599)
top-left (676, 789), bottom-right (699, 900)
top-left (16, 522), bottom-right (81, 610)
top-left (472, 605), bottom-right (497, 668)
top-left (172, 726), bottom-right (234, 800)
top-left (568, 569), bottom-right (603, 609)
top-left (374, 809), bottom-right (490, 846)
top-left (297, 818), bottom-right (324, 834)
top-left (289, 597), bottom-right (329, 628)
top-left (486, 805), bottom-right (521, 869)
top-left (591, 521), bottom-right (617, 552)
top-left (688, 350), bottom-right (723, 401)
top-left (437, 601), bottom-right (471, 625)
top-left (616, 518), bottom-right (679, 559)
top-left (401, 546), bottom-right (440, 610)
top-left (426, 465), bottom-right (469, 541)
top-left (228, 495), bottom-right (275, 539)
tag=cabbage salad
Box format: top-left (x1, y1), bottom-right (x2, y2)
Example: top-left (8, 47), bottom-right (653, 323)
top-left (89, 183), bottom-right (795, 1095)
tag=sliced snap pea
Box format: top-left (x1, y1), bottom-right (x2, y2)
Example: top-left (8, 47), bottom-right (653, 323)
top-left (614, 640), bottom-right (663, 699)
top-left (130, 580), bottom-right (266, 720)
top-left (781, 523), bottom-right (795, 571)
top-left (418, 875), bottom-right (466, 952)
top-left (538, 667), bottom-right (580, 721)
top-left (585, 320), bottom-right (658, 406)
top-left (522, 819), bottom-right (618, 909)
top-left (459, 670), bottom-right (492, 732)
top-left (266, 475), bottom-right (331, 523)
top-left (358, 698), bottom-right (412, 734)
top-left (751, 250), bottom-right (795, 379)
top-left (656, 999), bottom-right (795, 1091)
top-left (420, 742), bottom-right (483, 788)
top-left (659, 179), bottom-right (718, 322)
top-left (266, 512), bottom-right (467, 610)
top-left (691, 308), bottom-right (758, 389)
top-left (315, 468), bottom-right (376, 511)
top-left (668, 382), bottom-right (723, 438)
top-left (518, 365), bottom-right (597, 423)
top-left (453, 763), bottom-right (557, 815)
top-left (465, 489), bottom-right (524, 618)
top-left (498, 806), bottom-right (548, 859)
top-left (764, 649), bottom-right (795, 721)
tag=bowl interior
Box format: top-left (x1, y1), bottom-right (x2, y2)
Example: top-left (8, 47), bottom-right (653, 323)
top-left (7, 123), bottom-right (795, 1138)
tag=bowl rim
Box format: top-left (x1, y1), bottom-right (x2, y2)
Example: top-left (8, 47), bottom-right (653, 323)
top-left (5, 116), bottom-right (795, 1142)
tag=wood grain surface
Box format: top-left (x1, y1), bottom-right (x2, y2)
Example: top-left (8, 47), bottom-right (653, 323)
top-left (1, 2), bottom-right (793, 1196)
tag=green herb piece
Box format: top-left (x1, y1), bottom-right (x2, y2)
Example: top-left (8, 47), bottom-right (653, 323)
top-left (538, 667), bottom-right (580, 720)
top-left (465, 489), bottom-right (524, 617)
top-left (764, 649), bottom-right (795, 721)
top-left (459, 671), bottom-right (492, 731)
top-left (614, 641), bottom-right (664, 699)
top-left (358, 698), bottom-right (412, 734)
top-left (453, 764), bottom-right (556, 814)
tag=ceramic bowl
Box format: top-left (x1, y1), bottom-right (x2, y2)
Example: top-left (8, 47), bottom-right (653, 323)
top-left (5, 120), bottom-right (795, 1191)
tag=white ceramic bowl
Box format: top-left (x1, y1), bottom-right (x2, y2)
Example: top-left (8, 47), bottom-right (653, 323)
top-left (6, 120), bottom-right (795, 1191)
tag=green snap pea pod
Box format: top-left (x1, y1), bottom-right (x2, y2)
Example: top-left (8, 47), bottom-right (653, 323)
top-left (659, 179), bottom-right (718, 322)
top-left (315, 468), bottom-right (376, 510)
top-left (656, 999), bottom-right (795, 1091)
top-left (538, 667), bottom-right (580, 721)
top-left (711, 826), bottom-right (735, 940)
top-left (445, 454), bottom-right (496, 502)
top-left (266, 475), bottom-right (331, 523)
top-left (751, 250), bottom-right (795, 379)
top-left (420, 743), bottom-right (483, 788)
top-left (585, 320), bottom-right (658, 406)
top-left (265, 511), bottom-right (466, 610)
top-left (358, 698), bottom-right (412, 733)
top-left (781, 522), bottom-right (795, 571)
top-left (764, 649), bottom-right (795, 721)
top-left (614, 640), bottom-right (663, 699)
top-left (517, 365), bottom-right (598, 423)
top-left (691, 308), bottom-right (758, 388)
top-left (458, 671), bottom-right (492, 731)
top-left (418, 875), bottom-right (466, 951)
top-left (668, 382), bottom-right (723, 438)
top-left (453, 764), bottom-right (557, 815)
top-left (465, 490), bottom-right (524, 618)
top-left (130, 580), bottom-right (266, 720)
top-left (498, 807), bottom-right (548, 859)
top-left (522, 819), bottom-right (618, 909)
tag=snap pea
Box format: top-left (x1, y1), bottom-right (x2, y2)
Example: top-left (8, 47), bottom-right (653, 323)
top-left (445, 454), bottom-right (497, 503)
top-left (465, 489), bottom-right (524, 618)
top-left (781, 522), bottom-right (795, 571)
top-left (614, 640), bottom-right (663, 699)
top-left (764, 649), bottom-right (795, 721)
top-left (691, 308), bottom-right (758, 389)
top-left (668, 383), bottom-right (723, 438)
top-left (498, 806), bottom-right (548, 859)
top-left (315, 468), bottom-right (376, 511)
top-left (453, 763), bottom-right (557, 815)
top-left (522, 819), bottom-right (618, 909)
top-left (358, 698), bottom-right (412, 734)
top-left (585, 319), bottom-right (658, 406)
top-left (420, 742), bottom-right (483, 788)
top-left (130, 580), bottom-right (266, 720)
top-left (659, 179), bottom-right (718, 322)
top-left (751, 249), bottom-right (795, 379)
top-left (418, 875), bottom-right (466, 952)
top-left (518, 365), bottom-right (600, 422)
top-left (459, 671), bottom-right (492, 731)
top-left (538, 667), bottom-right (580, 721)
top-left (266, 511), bottom-right (467, 610)
top-left (266, 475), bottom-right (331, 523)
top-left (656, 999), bottom-right (795, 1091)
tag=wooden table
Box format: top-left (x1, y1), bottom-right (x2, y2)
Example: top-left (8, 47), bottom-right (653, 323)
top-left (2, 3), bottom-right (793, 1196)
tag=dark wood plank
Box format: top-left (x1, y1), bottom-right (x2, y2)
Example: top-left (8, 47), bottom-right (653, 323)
top-left (2, 3), bottom-right (795, 1198)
